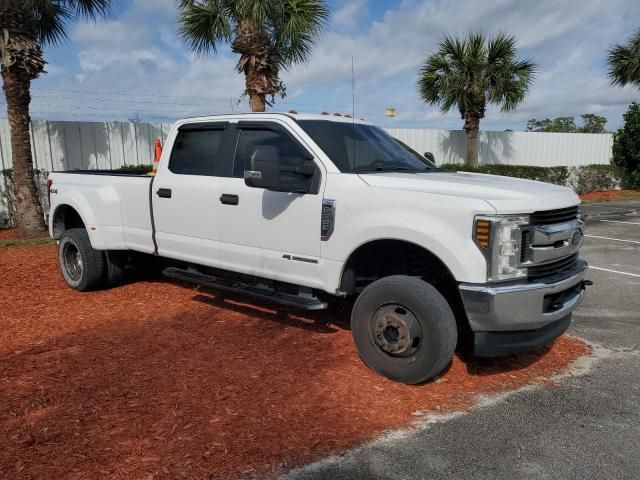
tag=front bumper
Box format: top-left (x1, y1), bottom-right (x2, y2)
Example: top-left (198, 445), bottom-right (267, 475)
top-left (458, 259), bottom-right (589, 356)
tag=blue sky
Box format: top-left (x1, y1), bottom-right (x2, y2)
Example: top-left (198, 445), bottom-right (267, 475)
top-left (8, 0), bottom-right (640, 130)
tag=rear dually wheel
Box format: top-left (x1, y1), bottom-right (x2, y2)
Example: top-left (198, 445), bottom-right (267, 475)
top-left (58, 228), bottom-right (106, 291)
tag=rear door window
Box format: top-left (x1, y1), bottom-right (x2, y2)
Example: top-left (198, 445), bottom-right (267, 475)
top-left (169, 127), bottom-right (226, 176)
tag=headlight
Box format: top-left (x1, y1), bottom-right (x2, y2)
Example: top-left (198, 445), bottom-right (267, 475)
top-left (474, 215), bottom-right (529, 282)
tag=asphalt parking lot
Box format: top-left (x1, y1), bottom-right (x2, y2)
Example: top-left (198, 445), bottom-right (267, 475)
top-left (284, 201), bottom-right (640, 480)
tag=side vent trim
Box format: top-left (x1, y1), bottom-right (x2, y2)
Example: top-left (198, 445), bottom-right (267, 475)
top-left (321, 199), bottom-right (336, 241)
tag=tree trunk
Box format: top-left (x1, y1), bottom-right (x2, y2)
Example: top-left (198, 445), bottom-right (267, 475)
top-left (248, 90), bottom-right (266, 112)
top-left (232, 19), bottom-right (279, 113)
top-left (1, 65), bottom-right (44, 235)
top-left (464, 114), bottom-right (480, 167)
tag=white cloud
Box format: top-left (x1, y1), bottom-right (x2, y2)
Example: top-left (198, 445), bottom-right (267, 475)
top-left (73, 20), bottom-right (151, 47)
top-left (31, 0), bottom-right (640, 129)
top-left (280, 0), bottom-right (640, 129)
top-left (333, 0), bottom-right (368, 32)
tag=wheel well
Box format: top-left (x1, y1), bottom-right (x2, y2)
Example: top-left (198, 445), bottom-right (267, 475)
top-left (51, 205), bottom-right (85, 239)
top-left (341, 240), bottom-right (456, 291)
top-left (340, 239), bottom-right (469, 336)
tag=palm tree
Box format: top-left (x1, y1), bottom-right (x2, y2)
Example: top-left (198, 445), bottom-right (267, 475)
top-left (178, 0), bottom-right (329, 112)
top-left (418, 33), bottom-right (536, 166)
top-left (608, 29), bottom-right (640, 89)
top-left (0, 0), bottom-right (113, 236)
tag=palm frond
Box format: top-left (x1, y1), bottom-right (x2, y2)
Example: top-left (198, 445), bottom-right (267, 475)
top-left (62, 0), bottom-right (114, 18)
top-left (178, 0), bottom-right (233, 55)
top-left (608, 29), bottom-right (640, 87)
top-left (487, 32), bottom-right (516, 66)
top-left (234, 0), bottom-right (275, 25)
top-left (27, 0), bottom-right (113, 46)
top-left (32, 0), bottom-right (72, 45)
top-left (272, 0), bottom-right (329, 66)
top-left (418, 32), bottom-right (535, 117)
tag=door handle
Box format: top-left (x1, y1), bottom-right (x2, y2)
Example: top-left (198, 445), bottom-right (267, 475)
top-left (220, 194), bottom-right (239, 205)
top-left (157, 188), bottom-right (172, 198)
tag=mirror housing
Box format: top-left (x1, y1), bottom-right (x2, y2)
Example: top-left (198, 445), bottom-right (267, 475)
top-left (424, 151), bottom-right (435, 163)
top-left (244, 146), bottom-right (316, 193)
top-left (244, 146), bottom-right (280, 190)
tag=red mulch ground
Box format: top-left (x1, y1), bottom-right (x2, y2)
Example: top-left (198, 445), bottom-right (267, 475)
top-left (580, 189), bottom-right (640, 201)
top-left (0, 245), bottom-right (590, 480)
top-left (0, 228), bottom-right (21, 240)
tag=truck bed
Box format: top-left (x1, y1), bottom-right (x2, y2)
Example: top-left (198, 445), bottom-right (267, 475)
top-left (49, 170), bottom-right (155, 253)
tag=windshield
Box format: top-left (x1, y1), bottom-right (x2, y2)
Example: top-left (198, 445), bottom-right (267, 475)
top-left (297, 120), bottom-right (438, 173)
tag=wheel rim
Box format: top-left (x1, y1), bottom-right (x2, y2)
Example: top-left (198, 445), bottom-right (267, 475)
top-left (62, 241), bottom-right (83, 281)
top-left (371, 304), bottom-right (423, 357)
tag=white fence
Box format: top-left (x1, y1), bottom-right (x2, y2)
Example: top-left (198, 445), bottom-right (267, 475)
top-left (0, 120), bottom-right (614, 172)
top-left (0, 120), bottom-right (614, 226)
top-left (0, 120), bottom-right (172, 172)
top-left (0, 120), bottom-right (172, 226)
top-left (385, 129), bottom-right (613, 167)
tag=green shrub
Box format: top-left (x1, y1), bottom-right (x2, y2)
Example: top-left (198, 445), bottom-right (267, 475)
top-left (612, 103), bottom-right (640, 184)
top-left (623, 170), bottom-right (640, 190)
top-left (118, 164), bottom-right (153, 173)
top-left (571, 164), bottom-right (623, 194)
top-left (440, 164), bottom-right (569, 186)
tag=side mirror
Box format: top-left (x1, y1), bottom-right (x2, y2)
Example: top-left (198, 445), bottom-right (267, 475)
top-left (244, 146), bottom-right (315, 193)
top-left (244, 146), bottom-right (281, 190)
top-left (424, 151), bottom-right (435, 163)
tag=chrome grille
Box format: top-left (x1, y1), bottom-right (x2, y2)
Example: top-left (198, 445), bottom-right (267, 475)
top-left (530, 206), bottom-right (579, 226)
top-left (520, 230), bottom-right (531, 263)
top-left (528, 253), bottom-right (579, 280)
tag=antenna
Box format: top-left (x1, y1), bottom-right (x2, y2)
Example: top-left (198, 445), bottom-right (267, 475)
top-left (351, 56), bottom-right (355, 122)
top-left (352, 56), bottom-right (358, 174)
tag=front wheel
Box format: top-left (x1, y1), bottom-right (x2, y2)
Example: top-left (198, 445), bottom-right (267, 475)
top-left (58, 228), bottom-right (106, 291)
top-left (351, 275), bottom-right (457, 384)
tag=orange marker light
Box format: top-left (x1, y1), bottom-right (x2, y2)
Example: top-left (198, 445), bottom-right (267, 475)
top-left (474, 219), bottom-right (492, 249)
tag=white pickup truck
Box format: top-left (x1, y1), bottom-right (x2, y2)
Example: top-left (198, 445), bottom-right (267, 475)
top-left (48, 113), bottom-right (590, 384)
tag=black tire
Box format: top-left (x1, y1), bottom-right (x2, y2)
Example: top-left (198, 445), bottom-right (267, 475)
top-left (351, 275), bottom-right (457, 384)
top-left (104, 251), bottom-right (128, 286)
top-left (58, 228), bottom-right (106, 291)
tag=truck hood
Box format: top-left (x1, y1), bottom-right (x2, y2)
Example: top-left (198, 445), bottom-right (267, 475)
top-left (359, 171), bottom-right (580, 213)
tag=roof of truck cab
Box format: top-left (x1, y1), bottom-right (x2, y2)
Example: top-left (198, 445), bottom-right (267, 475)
top-left (179, 112), bottom-right (372, 125)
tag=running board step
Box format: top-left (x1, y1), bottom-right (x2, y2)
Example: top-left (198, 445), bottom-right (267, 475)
top-left (163, 267), bottom-right (328, 310)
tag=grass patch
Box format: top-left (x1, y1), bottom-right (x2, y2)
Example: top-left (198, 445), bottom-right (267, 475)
top-left (0, 236), bottom-right (55, 249)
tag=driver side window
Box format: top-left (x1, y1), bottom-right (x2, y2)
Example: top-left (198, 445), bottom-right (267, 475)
top-left (232, 128), bottom-right (308, 178)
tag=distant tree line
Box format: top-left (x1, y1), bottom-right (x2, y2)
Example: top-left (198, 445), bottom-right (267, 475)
top-left (526, 114), bottom-right (608, 133)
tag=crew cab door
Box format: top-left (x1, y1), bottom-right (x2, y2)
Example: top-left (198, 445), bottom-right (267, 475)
top-left (215, 121), bottom-right (325, 288)
top-left (152, 122), bottom-right (231, 265)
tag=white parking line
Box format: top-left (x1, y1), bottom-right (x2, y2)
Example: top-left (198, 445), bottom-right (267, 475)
top-left (589, 266), bottom-right (640, 278)
top-left (600, 220), bottom-right (640, 226)
top-left (584, 234), bottom-right (640, 245)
